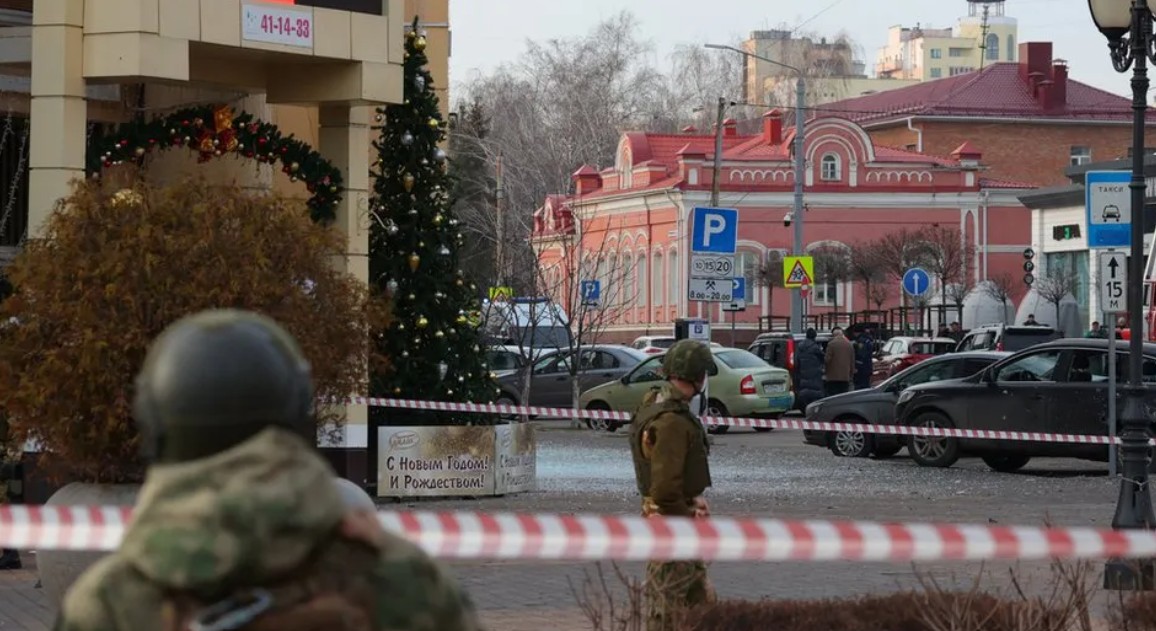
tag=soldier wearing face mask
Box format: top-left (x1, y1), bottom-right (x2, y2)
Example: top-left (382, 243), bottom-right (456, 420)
top-left (629, 339), bottom-right (715, 630)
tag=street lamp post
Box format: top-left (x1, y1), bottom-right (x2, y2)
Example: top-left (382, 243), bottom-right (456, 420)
top-left (706, 43), bottom-right (807, 333)
top-left (1088, 0), bottom-right (1156, 591)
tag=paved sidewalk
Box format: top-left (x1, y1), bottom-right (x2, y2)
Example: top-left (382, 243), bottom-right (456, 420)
top-left (0, 554), bottom-right (48, 631)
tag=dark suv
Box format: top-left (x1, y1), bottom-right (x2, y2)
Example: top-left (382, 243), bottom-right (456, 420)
top-left (955, 323), bottom-right (1061, 353)
top-left (749, 331), bottom-right (831, 411)
top-left (895, 338), bottom-right (1156, 472)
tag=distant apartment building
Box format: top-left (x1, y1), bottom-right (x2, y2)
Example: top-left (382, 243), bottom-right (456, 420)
top-left (742, 29), bottom-right (918, 107)
top-left (876, 0), bottom-right (1018, 81)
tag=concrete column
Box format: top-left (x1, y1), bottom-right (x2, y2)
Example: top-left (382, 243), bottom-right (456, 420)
top-left (319, 105), bottom-right (370, 459)
top-left (28, 0), bottom-right (87, 239)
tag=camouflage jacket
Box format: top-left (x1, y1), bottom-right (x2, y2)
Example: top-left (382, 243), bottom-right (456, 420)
top-left (53, 427), bottom-right (482, 631)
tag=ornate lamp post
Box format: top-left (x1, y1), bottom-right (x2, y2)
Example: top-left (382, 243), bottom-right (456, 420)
top-left (1088, 0), bottom-right (1156, 590)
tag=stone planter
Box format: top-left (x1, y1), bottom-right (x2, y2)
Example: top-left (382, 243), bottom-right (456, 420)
top-left (37, 482), bottom-right (140, 605)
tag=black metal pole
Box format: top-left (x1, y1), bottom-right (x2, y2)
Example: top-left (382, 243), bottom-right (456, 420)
top-left (1105, 0), bottom-right (1156, 591)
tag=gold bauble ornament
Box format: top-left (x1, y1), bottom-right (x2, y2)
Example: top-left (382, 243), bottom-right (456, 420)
top-left (289, 162), bottom-right (300, 172)
top-left (416, 316), bottom-right (429, 328)
top-left (456, 315), bottom-right (468, 325)
top-left (428, 118), bottom-right (439, 130)
top-left (406, 29), bottom-right (416, 39)
top-left (433, 213), bottom-right (444, 225)
top-left (408, 253), bottom-right (421, 271)
top-left (435, 330), bottom-right (444, 338)
top-left (109, 188), bottom-right (143, 208)
top-left (456, 278), bottom-right (464, 287)
top-left (415, 36), bottom-right (427, 51)
top-left (393, 387), bottom-right (402, 395)
top-left (402, 173), bottom-right (415, 192)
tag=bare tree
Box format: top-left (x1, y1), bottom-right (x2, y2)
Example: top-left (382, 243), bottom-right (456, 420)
top-left (1035, 267), bottom-right (1079, 328)
top-left (649, 43), bottom-right (744, 133)
top-left (810, 244), bottom-right (852, 313)
top-left (755, 249), bottom-right (786, 325)
top-left (981, 273), bottom-right (1016, 324)
top-left (849, 240), bottom-right (886, 312)
top-left (875, 228), bottom-right (931, 308)
top-left (945, 276), bottom-right (975, 325)
top-left (867, 283), bottom-right (889, 311)
top-left (920, 226), bottom-right (975, 314)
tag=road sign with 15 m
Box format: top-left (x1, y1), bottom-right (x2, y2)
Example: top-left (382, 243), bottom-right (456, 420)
top-left (1086, 171), bottom-right (1131, 249)
top-left (902, 268), bottom-right (930, 297)
top-left (691, 254), bottom-right (734, 278)
top-left (1099, 251), bottom-right (1128, 314)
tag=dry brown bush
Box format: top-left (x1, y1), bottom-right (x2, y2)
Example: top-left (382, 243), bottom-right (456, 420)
top-left (0, 177), bottom-right (381, 484)
top-left (574, 561), bottom-right (1100, 631)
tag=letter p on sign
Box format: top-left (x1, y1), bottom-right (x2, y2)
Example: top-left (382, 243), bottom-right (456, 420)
top-left (703, 215), bottom-right (725, 247)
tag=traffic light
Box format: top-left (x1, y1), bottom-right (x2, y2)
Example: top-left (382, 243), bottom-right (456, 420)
top-left (1023, 248), bottom-right (1035, 286)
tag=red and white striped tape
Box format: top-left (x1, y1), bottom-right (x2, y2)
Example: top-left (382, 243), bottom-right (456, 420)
top-left (4, 505), bottom-right (1156, 563)
top-left (338, 396), bottom-right (1135, 447)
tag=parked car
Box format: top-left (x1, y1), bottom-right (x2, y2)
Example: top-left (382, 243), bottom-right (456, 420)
top-left (486, 346), bottom-right (528, 373)
top-left (494, 345), bottom-right (647, 411)
top-left (871, 336), bottom-right (958, 384)
top-left (631, 336), bottom-right (722, 354)
top-left (749, 331), bottom-right (831, 411)
top-left (955, 323), bottom-right (1061, 353)
top-left (804, 351), bottom-right (1008, 458)
top-left (579, 347), bottom-right (793, 433)
top-left (895, 338), bottom-right (1156, 472)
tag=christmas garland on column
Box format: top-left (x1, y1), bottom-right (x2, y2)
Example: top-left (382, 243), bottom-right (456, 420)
top-left (86, 105), bottom-right (344, 223)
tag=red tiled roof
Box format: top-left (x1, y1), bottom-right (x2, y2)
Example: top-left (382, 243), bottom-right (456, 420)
top-left (815, 63), bottom-right (1152, 123)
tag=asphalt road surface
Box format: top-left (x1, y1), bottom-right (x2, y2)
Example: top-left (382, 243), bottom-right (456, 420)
top-left (397, 422), bottom-right (1126, 630)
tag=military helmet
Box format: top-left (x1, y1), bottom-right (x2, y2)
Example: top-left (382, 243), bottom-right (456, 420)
top-left (662, 340), bottom-right (714, 383)
top-left (133, 309), bottom-right (315, 463)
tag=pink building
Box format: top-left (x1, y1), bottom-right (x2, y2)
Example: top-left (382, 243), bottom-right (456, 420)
top-left (532, 113), bottom-right (1035, 344)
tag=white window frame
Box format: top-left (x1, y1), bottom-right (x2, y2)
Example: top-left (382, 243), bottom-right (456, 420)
top-left (668, 250), bottom-right (679, 307)
top-left (652, 252), bottom-right (664, 307)
top-left (820, 154), bottom-right (841, 181)
top-left (1070, 146), bottom-right (1092, 166)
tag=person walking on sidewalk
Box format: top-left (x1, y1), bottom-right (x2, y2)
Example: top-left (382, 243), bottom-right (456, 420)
top-left (794, 328), bottom-right (826, 410)
top-left (824, 327), bottom-right (855, 396)
top-left (54, 310), bottom-right (481, 631)
top-left (630, 339), bottom-right (715, 631)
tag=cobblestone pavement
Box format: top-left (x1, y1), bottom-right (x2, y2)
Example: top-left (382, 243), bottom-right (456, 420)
top-left (0, 422), bottom-right (1135, 630)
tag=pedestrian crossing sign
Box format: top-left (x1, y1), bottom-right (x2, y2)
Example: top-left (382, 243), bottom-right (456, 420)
top-left (782, 256), bottom-right (814, 288)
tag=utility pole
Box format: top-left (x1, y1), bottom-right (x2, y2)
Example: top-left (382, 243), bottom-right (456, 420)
top-left (710, 96), bottom-right (726, 207)
top-left (495, 152), bottom-right (505, 286)
top-left (705, 44), bottom-right (807, 333)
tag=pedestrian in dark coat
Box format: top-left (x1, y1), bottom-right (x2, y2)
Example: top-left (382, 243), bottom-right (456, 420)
top-left (824, 327), bottom-right (855, 396)
top-left (853, 330), bottom-right (875, 390)
top-left (794, 328), bottom-right (825, 410)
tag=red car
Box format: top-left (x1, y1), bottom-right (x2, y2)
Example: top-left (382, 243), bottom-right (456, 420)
top-left (871, 336), bottom-right (957, 384)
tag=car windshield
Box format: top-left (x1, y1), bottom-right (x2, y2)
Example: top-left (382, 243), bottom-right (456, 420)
top-left (910, 341), bottom-right (955, 355)
top-left (486, 351), bottom-right (523, 371)
top-left (715, 349), bottom-right (769, 369)
top-left (651, 338), bottom-right (676, 349)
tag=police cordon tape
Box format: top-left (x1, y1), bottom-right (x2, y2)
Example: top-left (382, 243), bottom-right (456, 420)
top-left (338, 396), bottom-right (1143, 447)
top-left (3, 505), bottom-right (1156, 563)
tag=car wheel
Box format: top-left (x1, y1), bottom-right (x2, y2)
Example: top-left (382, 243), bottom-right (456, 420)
top-left (907, 411), bottom-right (961, 468)
top-left (495, 393), bottom-right (519, 420)
top-left (828, 417), bottom-right (873, 458)
top-left (981, 454), bottom-right (1031, 473)
top-left (706, 399), bottom-right (730, 435)
top-left (872, 444), bottom-right (903, 459)
top-left (585, 401), bottom-right (618, 432)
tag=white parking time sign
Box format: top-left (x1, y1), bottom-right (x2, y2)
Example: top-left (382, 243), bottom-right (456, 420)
top-left (1099, 251), bottom-right (1128, 314)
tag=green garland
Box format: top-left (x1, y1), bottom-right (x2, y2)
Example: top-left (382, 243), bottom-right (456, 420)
top-left (86, 105), bottom-right (343, 223)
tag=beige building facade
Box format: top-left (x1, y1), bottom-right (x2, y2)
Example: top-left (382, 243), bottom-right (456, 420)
top-left (1, 0), bottom-right (414, 478)
top-left (876, 0), bottom-right (1018, 80)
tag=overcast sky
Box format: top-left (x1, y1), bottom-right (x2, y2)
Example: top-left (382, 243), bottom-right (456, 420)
top-left (448, 0), bottom-right (1129, 100)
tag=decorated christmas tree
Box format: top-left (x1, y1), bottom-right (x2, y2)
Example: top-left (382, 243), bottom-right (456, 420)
top-left (368, 18), bottom-right (495, 419)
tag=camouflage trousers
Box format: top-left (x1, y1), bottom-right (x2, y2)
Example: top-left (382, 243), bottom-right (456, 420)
top-left (644, 560), bottom-right (711, 631)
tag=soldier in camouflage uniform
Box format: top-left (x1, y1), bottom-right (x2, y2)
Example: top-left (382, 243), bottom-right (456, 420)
top-left (630, 339), bottom-right (715, 631)
top-left (54, 310), bottom-right (482, 631)
top-left (0, 410), bottom-right (21, 570)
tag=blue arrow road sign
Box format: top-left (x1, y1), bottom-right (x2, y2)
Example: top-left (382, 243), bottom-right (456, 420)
top-left (690, 207), bottom-right (739, 254)
top-left (580, 280), bottom-right (601, 303)
top-left (1085, 170), bottom-right (1131, 249)
top-left (902, 268), bottom-right (930, 297)
top-left (731, 277), bottom-right (745, 301)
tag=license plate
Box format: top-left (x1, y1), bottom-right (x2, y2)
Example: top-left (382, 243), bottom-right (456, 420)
top-left (763, 382), bottom-right (786, 393)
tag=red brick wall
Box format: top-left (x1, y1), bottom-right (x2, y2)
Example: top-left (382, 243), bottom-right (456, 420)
top-left (867, 121), bottom-right (1156, 187)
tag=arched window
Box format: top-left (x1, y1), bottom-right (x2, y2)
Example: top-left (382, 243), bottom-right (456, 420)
top-left (622, 253), bottom-right (634, 306)
top-left (637, 253), bottom-right (648, 308)
top-left (652, 253), bottom-right (664, 306)
top-left (820, 154), bottom-right (841, 181)
top-left (737, 251), bottom-right (761, 305)
top-left (985, 34), bottom-right (999, 61)
top-left (1006, 35), bottom-right (1015, 61)
top-left (607, 254), bottom-right (619, 305)
top-left (668, 251), bottom-right (679, 305)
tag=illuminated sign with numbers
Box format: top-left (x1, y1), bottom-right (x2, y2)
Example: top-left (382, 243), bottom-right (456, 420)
top-left (259, 0), bottom-right (383, 15)
top-left (1052, 224), bottom-right (1082, 241)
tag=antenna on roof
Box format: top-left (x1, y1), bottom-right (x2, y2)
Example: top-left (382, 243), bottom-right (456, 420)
top-left (978, 1), bottom-right (992, 70)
